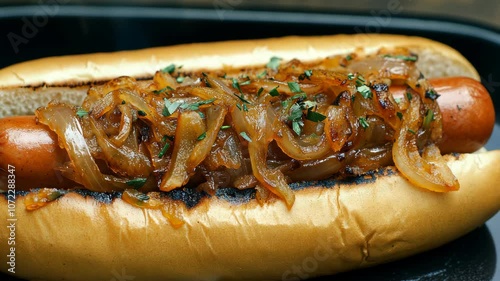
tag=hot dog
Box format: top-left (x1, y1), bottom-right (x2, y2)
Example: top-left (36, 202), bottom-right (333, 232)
top-left (0, 34), bottom-right (499, 281)
top-left (0, 77), bottom-right (493, 191)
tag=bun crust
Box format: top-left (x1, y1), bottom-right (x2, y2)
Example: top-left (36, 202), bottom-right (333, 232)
top-left (1, 151), bottom-right (499, 281)
top-left (0, 34), bottom-right (479, 88)
top-left (0, 34), bottom-right (480, 118)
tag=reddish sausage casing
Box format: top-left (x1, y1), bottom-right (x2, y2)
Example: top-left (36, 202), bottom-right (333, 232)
top-left (0, 116), bottom-right (72, 190)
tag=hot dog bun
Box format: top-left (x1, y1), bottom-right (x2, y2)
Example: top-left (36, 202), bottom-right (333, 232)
top-left (0, 34), bottom-right (479, 118)
top-left (0, 34), bottom-right (498, 281)
top-left (1, 152), bottom-right (500, 281)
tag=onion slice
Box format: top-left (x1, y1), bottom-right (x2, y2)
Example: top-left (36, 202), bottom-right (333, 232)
top-left (392, 95), bottom-right (459, 192)
top-left (187, 105), bottom-right (228, 170)
top-left (89, 118), bottom-right (152, 177)
top-left (36, 103), bottom-right (109, 192)
top-left (160, 111), bottom-right (206, 191)
top-left (231, 104), bottom-right (295, 207)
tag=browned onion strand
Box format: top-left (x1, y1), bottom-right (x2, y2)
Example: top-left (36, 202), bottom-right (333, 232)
top-left (34, 47), bottom-right (458, 207)
top-left (36, 103), bottom-right (109, 192)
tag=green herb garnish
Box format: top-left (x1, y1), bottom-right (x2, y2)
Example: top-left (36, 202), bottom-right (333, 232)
top-left (76, 108), bottom-right (88, 117)
top-left (239, 132), bottom-right (252, 142)
top-left (176, 76), bottom-right (185, 83)
top-left (306, 108), bottom-right (326, 122)
top-left (383, 54), bottom-right (418, 62)
top-left (161, 64), bottom-right (176, 74)
top-left (163, 98), bottom-right (181, 117)
top-left (221, 125), bottom-right (231, 130)
top-left (423, 109), bottom-right (434, 128)
top-left (266, 56), bottom-right (282, 70)
top-left (257, 70), bottom-right (267, 79)
top-left (257, 87), bottom-right (264, 97)
top-left (197, 132), bottom-right (207, 141)
top-left (358, 117), bottom-right (369, 129)
top-left (126, 178), bottom-right (147, 189)
top-left (158, 142), bottom-right (170, 158)
top-left (288, 82), bottom-right (302, 93)
top-left (269, 86), bottom-right (280, 97)
top-left (180, 98), bottom-right (216, 111)
top-left (357, 85), bottom-right (372, 99)
top-left (425, 89), bottom-right (440, 101)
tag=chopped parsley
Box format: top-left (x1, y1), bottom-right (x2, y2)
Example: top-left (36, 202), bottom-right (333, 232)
top-left (355, 75), bottom-right (366, 87)
top-left (266, 56), bottom-right (282, 71)
top-left (126, 178), bottom-right (147, 189)
top-left (299, 70), bottom-right (313, 80)
top-left (423, 109), bottom-right (434, 128)
top-left (163, 98), bottom-right (181, 116)
top-left (76, 108), bottom-right (88, 117)
top-left (408, 129), bottom-right (417, 135)
top-left (288, 103), bottom-right (304, 135)
top-left (383, 54), bottom-right (418, 62)
top-left (137, 110), bottom-right (147, 116)
top-left (153, 86), bottom-right (174, 95)
top-left (176, 76), bottom-right (185, 83)
top-left (239, 132), bottom-right (252, 142)
top-left (232, 78), bottom-right (242, 93)
top-left (425, 89), bottom-right (440, 100)
top-left (269, 86), bottom-right (280, 97)
top-left (257, 70), bottom-right (267, 79)
top-left (306, 108), bottom-right (326, 122)
top-left (180, 98), bottom-right (216, 111)
top-left (406, 92), bottom-right (413, 101)
top-left (135, 193), bottom-right (150, 202)
top-left (221, 125), bottom-right (231, 130)
top-left (358, 117), bottom-right (369, 129)
top-left (357, 85), bottom-right (372, 99)
top-left (287, 82), bottom-right (302, 93)
top-left (240, 80), bottom-right (251, 86)
top-left (161, 64), bottom-right (176, 74)
top-left (257, 87), bottom-right (264, 97)
top-left (158, 142), bottom-right (170, 158)
top-left (397, 112), bottom-right (403, 120)
top-left (197, 132), bottom-right (207, 141)
top-left (346, 55), bottom-right (353, 61)
top-left (347, 73), bottom-right (355, 80)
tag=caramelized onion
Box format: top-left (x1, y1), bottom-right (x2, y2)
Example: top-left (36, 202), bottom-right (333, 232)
top-left (89, 117), bottom-right (152, 177)
top-left (34, 47), bottom-right (456, 208)
top-left (36, 103), bottom-right (109, 192)
top-left (187, 105), bottom-right (228, 170)
top-left (392, 95), bottom-right (459, 192)
top-left (231, 104), bottom-right (295, 207)
top-left (160, 111), bottom-right (206, 191)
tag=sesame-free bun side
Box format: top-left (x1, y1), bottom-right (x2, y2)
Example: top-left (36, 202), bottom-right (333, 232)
top-left (0, 34), bottom-right (479, 117)
top-left (1, 151), bottom-right (499, 281)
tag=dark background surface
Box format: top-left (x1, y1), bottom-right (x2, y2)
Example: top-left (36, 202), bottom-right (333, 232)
top-left (0, 3), bottom-right (499, 281)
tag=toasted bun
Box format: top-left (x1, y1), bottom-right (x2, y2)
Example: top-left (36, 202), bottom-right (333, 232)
top-left (1, 152), bottom-right (499, 281)
top-left (0, 34), bottom-right (479, 118)
top-left (0, 34), bottom-right (498, 281)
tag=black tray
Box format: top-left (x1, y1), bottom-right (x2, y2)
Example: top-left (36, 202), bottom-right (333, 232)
top-left (0, 5), bottom-right (499, 281)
